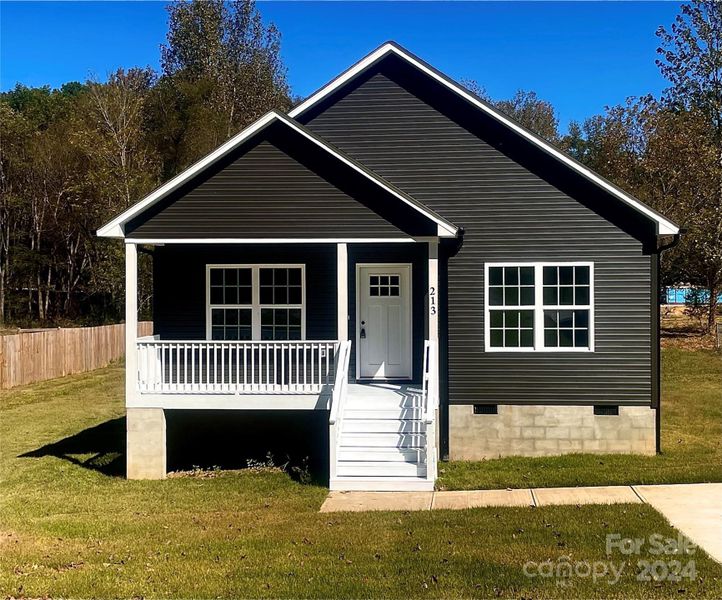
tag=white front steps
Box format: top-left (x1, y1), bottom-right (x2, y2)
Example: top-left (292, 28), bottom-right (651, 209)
top-left (330, 383), bottom-right (433, 492)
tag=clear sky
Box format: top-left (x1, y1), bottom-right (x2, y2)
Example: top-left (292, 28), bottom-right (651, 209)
top-left (1, 1), bottom-right (681, 131)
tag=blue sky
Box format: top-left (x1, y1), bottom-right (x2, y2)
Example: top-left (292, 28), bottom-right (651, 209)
top-left (1, 1), bottom-right (680, 131)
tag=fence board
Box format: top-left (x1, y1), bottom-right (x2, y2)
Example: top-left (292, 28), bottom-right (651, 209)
top-left (0, 322), bottom-right (152, 389)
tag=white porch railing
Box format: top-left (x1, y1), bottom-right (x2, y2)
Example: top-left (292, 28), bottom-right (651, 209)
top-left (422, 340), bottom-right (439, 482)
top-left (136, 340), bottom-right (340, 394)
top-left (328, 340), bottom-right (352, 481)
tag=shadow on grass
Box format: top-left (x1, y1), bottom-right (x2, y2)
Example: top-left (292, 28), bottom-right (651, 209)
top-left (20, 417), bottom-right (127, 476)
top-left (19, 410), bottom-right (330, 485)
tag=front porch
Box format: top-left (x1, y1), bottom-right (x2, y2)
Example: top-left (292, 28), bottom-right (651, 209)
top-left (124, 240), bottom-right (440, 490)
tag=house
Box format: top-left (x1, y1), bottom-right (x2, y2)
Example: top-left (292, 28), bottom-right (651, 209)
top-left (98, 42), bottom-right (680, 491)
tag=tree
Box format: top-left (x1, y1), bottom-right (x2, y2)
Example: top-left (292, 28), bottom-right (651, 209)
top-left (159, 0), bottom-right (290, 168)
top-left (495, 90), bottom-right (560, 142)
top-left (657, 0), bottom-right (722, 332)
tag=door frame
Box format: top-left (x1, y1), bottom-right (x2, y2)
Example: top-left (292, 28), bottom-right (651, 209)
top-left (355, 262), bottom-right (413, 381)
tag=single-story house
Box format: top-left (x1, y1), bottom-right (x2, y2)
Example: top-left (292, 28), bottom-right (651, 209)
top-left (98, 42), bottom-right (680, 491)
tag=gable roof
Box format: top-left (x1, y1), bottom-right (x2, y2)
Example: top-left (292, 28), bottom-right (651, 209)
top-left (290, 41), bottom-right (680, 236)
top-left (98, 109), bottom-right (459, 238)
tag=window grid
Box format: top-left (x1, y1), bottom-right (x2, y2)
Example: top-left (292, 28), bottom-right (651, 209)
top-left (207, 265), bottom-right (305, 341)
top-left (369, 274), bottom-right (400, 297)
top-left (485, 263), bottom-right (594, 352)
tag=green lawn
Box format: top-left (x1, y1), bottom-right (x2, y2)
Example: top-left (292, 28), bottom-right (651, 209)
top-left (1, 352), bottom-right (722, 598)
top-left (438, 348), bottom-right (722, 491)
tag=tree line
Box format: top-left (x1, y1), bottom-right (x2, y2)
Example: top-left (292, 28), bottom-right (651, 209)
top-left (1, 0), bottom-right (719, 331)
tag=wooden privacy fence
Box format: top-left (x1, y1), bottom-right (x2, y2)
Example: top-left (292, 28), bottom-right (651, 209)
top-left (0, 322), bottom-right (152, 389)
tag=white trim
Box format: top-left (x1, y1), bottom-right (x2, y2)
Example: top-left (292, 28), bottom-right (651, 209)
top-left (125, 244), bottom-right (138, 406)
top-left (98, 110), bottom-right (458, 239)
top-left (483, 261), bottom-right (595, 353)
top-left (124, 237), bottom-right (423, 245)
top-left (337, 243), bottom-right (348, 341)
top-left (290, 43), bottom-right (679, 236)
top-left (130, 393), bottom-right (329, 410)
top-left (355, 263), bottom-right (413, 380)
top-left (205, 264), bottom-right (306, 341)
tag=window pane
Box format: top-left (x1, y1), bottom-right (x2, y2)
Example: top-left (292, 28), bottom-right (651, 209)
top-left (489, 287), bottom-right (503, 306)
top-left (575, 310), bottom-right (589, 328)
top-left (490, 329), bottom-right (503, 347)
top-left (289, 269), bottom-right (302, 285)
top-left (238, 286), bottom-right (252, 304)
top-left (260, 268), bottom-right (273, 285)
top-left (520, 310), bottom-right (534, 328)
top-left (544, 329), bottom-right (557, 347)
top-left (505, 310), bottom-right (518, 327)
top-left (370, 287), bottom-right (379, 297)
top-left (520, 287), bottom-right (535, 305)
top-left (210, 269), bottom-right (223, 285)
top-left (289, 287), bottom-right (302, 304)
top-left (211, 287), bottom-right (223, 304)
top-left (225, 328), bottom-right (239, 340)
top-left (226, 310), bottom-right (238, 325)
top-left (575, 329), bottom-right (589, 347)
top-left (489, 267), bottom-right (503, 286)
top-left (212, 309), bottom-right (223, 325)
top-left (289, 309), bottom-right (301, 326)
top-left (224, 287), bottom-right (238, 304)
top-left (289, 328), bottom-right (302, 341)
top-left (559, 329), bottom-right (574, 347)
top-left (276, 309), bottom-right (288, 325)
top-left (558, 311), bottom-right (574, 329)
top-left (543, 287), bottom-right (557, 305)
top-left (238, 269), bottom-right (252, 285)
top-left (559, 266), bottom-right (574, 285)
top-left (259, 287), bottom-right (273, 304)
top-left (520, 267), bottom-right (534, 286)
top-left (212, 327), bottom-right (224, 340)
top-left (273, 287), bottom-right (288, 304)
top-left (544, 311), bottom-right (556, 328)
top-left (505, 329), bottom-right (519, 347)
top-left (261, 308), bottom-right (273, 325)
top-left (380, 287), bottom-right (389, 297)
top-left (543, 267), bottom-right (557, 285)
top-left (520, 329), bottom-right (534, 347)
top-left (559, 286), bottom-right (574, 305)
top-left (261, 327), bottom-right (273, 340)
top-left (490, 311), bottom-right (503, 328)
top-left (225, 269), bottom-right (237, 285)
top-left (504, 267), bottom-right (518, 285)
top-left (575, 266), bottom-right (589, 285)
top-left (504, 287), bottom-right (519, 306)
top-left (370, 276), bottom-right (379, 285)
top-left (575, 287), bottom-right (589, 305)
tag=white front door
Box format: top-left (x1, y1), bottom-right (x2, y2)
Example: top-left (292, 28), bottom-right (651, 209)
top-left (357, 264), bottom-right (412, 379)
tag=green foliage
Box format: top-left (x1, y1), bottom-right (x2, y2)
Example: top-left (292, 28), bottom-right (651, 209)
top-left (0, 0), bottom-right (290, 327)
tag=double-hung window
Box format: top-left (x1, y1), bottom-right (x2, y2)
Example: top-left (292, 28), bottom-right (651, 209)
top-left (207, 265), bottom-right (304, 341)
top-left (485, 262), bottom-right (594, 352)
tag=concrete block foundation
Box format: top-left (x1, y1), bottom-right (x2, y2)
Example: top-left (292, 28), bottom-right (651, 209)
top-left (127, 408), bottom-right (167, 479)
top-left (449, 404), bottom-right (656, 460)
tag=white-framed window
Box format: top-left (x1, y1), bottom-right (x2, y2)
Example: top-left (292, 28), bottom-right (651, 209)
top-left (484, 262), bottom-right (594, 352)
top-left (206, 264), bottom-right (305, 340)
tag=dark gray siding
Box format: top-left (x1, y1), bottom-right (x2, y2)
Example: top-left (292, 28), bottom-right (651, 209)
top-left (302, 62), bottom-right (653, 405)
top-left (154, 244), bottom-right (336, 340)
top-left (127, 121), bottom-right (437, 239)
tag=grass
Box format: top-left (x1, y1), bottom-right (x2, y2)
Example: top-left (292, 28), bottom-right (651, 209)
top-left (1, 354), bottom-right (722, 597)
top-left (438, 349), bottom-right (722, 490)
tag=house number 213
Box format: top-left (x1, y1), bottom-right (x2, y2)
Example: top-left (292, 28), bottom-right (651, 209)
top-left (429, 286), bottom-right (437, 315)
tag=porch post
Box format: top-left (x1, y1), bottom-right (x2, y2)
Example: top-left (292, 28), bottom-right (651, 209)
top-left (125, 242), bottom-right (138, 405)
top-left (428, 240), bottom-right (439, 345)
top-left (428, 240), bottom-right (440, 450)
top-left (337, 243), bottom-right (348, 341)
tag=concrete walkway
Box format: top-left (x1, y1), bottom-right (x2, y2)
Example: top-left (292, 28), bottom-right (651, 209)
top-left (320, 483), bottom-right (722, 563)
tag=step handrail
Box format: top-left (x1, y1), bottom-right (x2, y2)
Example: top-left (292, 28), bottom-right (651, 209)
top-left (422, 340), bottom-right (439, 482)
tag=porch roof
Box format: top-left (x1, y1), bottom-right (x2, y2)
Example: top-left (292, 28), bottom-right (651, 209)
top-left (97, 111), bottom-right (459, 241)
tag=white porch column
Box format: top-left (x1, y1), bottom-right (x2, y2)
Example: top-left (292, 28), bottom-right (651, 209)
top-left (125, 242), bottom-right (138, 405)
top-left (337, 243), bottom-right (348, 341)
top-left (428, 240), bottom-right (439, 344)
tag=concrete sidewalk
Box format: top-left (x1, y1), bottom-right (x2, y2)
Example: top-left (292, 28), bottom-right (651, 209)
top-left (320, 483), bottom-right (722, 563)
